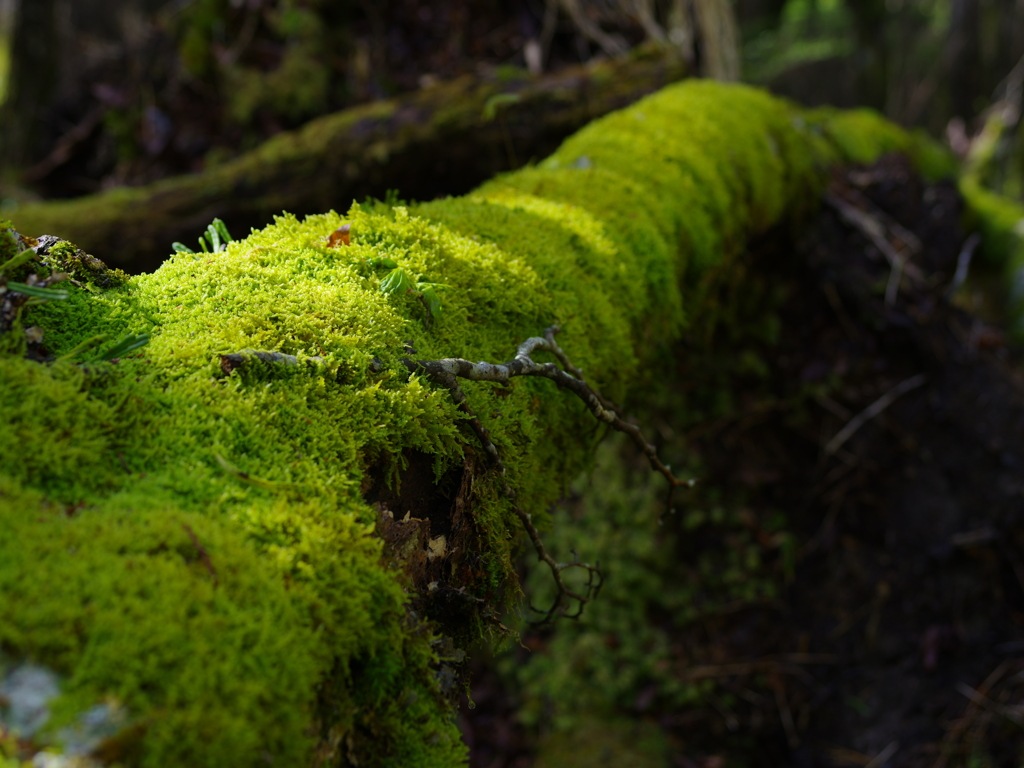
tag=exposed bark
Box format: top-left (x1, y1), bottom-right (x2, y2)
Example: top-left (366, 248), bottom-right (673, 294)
top-left (10, 48), bottom-right (687, 273)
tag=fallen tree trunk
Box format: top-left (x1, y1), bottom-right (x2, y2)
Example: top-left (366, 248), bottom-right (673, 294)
top-left (8, 48), bottom-right (688, 274)
top-left (0, 81), bottom-right (1003, 768)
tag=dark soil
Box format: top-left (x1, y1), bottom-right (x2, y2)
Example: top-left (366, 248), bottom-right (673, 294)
top-left (458, 154), bottom-right (1024, 768)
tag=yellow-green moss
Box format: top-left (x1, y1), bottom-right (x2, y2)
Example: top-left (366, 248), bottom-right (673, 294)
top-left (958, 168), bottom-right (1024, 335)
top-left (0, 80), bottom-right (964, 766)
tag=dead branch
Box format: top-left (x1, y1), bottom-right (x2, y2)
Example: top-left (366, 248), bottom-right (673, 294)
top-left (679, 653), bottom-right (839, 681)
top-left (11, 50), bottom-right (688, 273)
top-left (411, 357), bottom-right (599, 622)
top-left (405, 325), bottom-right (694, 517)
top-left (403, 325), bottom-right (692, 621)
top-left (824, 191), bottom-right (926, 307)
top-left (948, 232), bottom-right (981, 297)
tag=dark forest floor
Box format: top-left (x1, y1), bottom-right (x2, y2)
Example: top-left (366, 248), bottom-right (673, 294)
top-left (459, 154), bottom-right (1024, 768)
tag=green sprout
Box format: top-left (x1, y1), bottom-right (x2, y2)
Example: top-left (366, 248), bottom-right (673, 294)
top-left (99, 333), bottom-right (151, 361)
top-left (482, 92), bottom-right (520, 121)
top-left (172, 218), bottom-right (234, 255)
top-left (371, 261), bottom-right (445, 325)
top-left (379, 267), bottom-right (415, 295)
top-left (4, 282), bottom-right (69, 303)
top-left (0, 248), bottom-right (36, 275)
top-left (54, 332), bottom-right (151, 363)
top-left (56, 334), bottom-right (108, 362)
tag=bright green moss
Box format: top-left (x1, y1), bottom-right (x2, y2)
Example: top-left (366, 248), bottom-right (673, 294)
top-left (0, 473), bottom-right (322, 766)
top-left (0, 80), bottom-right (969, 766)
top-left (807, 105), bottom-right (912, 165)
top-left (0, 222), bottom-right (19, 263)
top-left (804, 105), bottom-right (954, 180)
top-left (958, 176), bottom-right (1024, 330)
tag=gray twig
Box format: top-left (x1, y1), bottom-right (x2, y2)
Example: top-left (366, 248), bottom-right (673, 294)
top-left (407, 346), bottom-right (600, 622)
top-left (948, 232), bottom-right (981, 298)
top-left (404, 325), bottom-right (692, 621)
top-left (824, 192), bottom-right (925, 306)
top-left (824, 373), bottom-right (928, 456)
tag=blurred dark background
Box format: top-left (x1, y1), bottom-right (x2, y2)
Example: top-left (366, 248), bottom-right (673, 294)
top-left (0, 0), bottom-right (1022, 207)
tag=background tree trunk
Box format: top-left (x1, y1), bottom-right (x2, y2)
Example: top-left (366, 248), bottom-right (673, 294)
top-left (0, 0), bottom-right (58, 171)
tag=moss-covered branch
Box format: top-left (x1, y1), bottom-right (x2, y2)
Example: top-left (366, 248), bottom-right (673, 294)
top-left (8, 48), bottom-right (688, 274)
top-left (0, 81), bottom-right (985, 768)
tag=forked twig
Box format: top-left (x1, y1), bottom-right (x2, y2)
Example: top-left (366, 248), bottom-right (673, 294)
top-left (405, 325), bottom-right (693, 516)
top-left (437, 380), bottom-right (602, 623)
top-left (404, 325), bottom-right (691, 621)
top-left (824, 191), bottom-right (924, 307)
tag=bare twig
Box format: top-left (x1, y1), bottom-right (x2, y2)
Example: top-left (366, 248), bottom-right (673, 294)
top-left (821, 282), bottom-right (862, 344)
top-left (217, 326), bottom-right (686, 620)
top-left (405, 325), bottom-right (693, 517)
top-left (948, 232), bottom-right (981, 298)
top-left (411, 357), bottom-right (601, 622)
top-left (542, 326), bottom-right (623, 415)
top-left (679, 654), bottom-right (839, 680)
top-left (864, 741), bottom-right (899, 768)
top-left (955, 682), bottom-right (1024, 727)
top-left (770, 675), bottom-right (800, 748)
top-left (21, 106), bottom-right (106, 183)
top-left (219, 350), bottom-right (325, 375)
top-left (828, 185), bottom-right (923, 254)
top-left (403, 324), bottom-right (693, 620)
top-left (885, 257), bottom-right (904, 308)
top-left (824, 373), bottom-right (927, 456)
top-left (558, 0), bottom-right (629, 57)
top-left (824, 192), bottom-right (925, 306)
top-left (181, 523), bottom-right (218, 584)
top-left (934, 662), bottom-right (1015, 768)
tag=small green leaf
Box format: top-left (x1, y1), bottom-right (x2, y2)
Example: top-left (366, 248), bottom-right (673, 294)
top-left (483, 93), bottom-right (520, 121)
top-left (214, 452), bottom-right (282, 491)
top-left (419, 285), bottom-right (442, 319)
top-left (56, 334), bottom-right (108, 362)
top-left (379, 267), bottom-right (414, 295)
top-left (207, 224), bottom-right (222, 254)
top-left (100, 333), bottom-right (151, 361)
top-left (172, 242), bottom-right (195, 254)
top-left (0, 248), bottom-right (36, 274)
top-left (5, 282), bottom-right (69, 301)
top-left (210, 218), bottom-right (233, 246)
top-left (368, 257), bottom-right (398, 270)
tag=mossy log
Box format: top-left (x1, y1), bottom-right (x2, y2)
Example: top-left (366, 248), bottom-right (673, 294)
top-left (8, 48), bottom-right (689, 275)
top-left (0, 81), bottom-right (989, 767)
